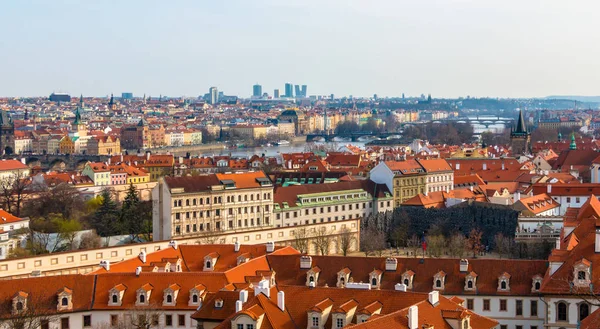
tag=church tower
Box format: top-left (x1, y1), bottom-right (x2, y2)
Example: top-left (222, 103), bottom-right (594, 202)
top-left (109, 93), bottom-right (116, 111)
top-left (72, 106), bottom-right (87, 137)
top-left (510, 109), bottom-right (530, 155)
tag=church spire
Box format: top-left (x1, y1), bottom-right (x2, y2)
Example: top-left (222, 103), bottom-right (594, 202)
top-left (515, 109), bottom-right (527, 134)
top-left (570, 132), bottom-right (577, 150)
top-left (73, 107), bottom-right (82, 125)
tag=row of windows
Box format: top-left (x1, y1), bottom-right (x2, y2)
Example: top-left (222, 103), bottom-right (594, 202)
top-left (110, 313), bottom-right (189, 327)
top-left (173, 193), bottom-right (272, 207)
top-left (395, 177), bottom-right (424, 186)
top-left (174, 206), bottom-right (270, 220)
top-left (175, 217), bottom-right (271, 235)
top-left (277, 203), bottom-right (368, 219)
top-left (282, 215), bottom-right (356, 227)
top-left (467, 298), bottom-right (538, 317)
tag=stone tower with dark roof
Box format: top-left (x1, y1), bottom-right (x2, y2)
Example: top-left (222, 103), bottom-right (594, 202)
top-left (0, 110), bottom-right (14, 155)
top-left (510, 109), bottom-right (530, 155)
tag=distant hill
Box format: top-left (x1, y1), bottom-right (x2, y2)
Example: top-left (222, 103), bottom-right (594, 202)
top-left (545, 95), bottom-right (600, 103)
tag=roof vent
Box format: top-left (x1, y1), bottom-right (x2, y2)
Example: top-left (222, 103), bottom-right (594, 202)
top-left (234, 241), bottom-right (240, 252)
top-left (99, 260), bottom-right (110, 271)
top-left (139, 251), bottom-right (147, 263)
top-left (135, 266), bottom-right (142, 276)
top-left (168, 240), bottom-right (178, 249)
top-left (428, 291), bottom-right (439, 306)
top-left (266, 241), bottom-right (275, 253)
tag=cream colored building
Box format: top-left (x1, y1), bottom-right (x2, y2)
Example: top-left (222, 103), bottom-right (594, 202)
top-left (153, 171), bottom-right (275, 241)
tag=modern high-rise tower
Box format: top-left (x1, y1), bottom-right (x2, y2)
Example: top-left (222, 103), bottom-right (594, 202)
top-left (294, 85), bottom-right (307, 98)
top-left (252, 84), bottom-right (262, 97)
top-left (284, 83), bottom-right (293, 98)
top-left (274, 89), bottom-right (280, 98)
top-left (209, 87), bottom-right (219, 105)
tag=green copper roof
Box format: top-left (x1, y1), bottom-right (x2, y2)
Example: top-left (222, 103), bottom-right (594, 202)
top-left (570, 132), bottom-right (576, 150)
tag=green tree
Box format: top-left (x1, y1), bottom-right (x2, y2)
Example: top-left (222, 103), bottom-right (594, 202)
top-left (119, 184), bottom-right (152, 242)
top-left (91, 188), bottom-right (120, 237)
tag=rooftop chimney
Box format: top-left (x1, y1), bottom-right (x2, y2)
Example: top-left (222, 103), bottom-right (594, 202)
top-left (20, 158), bottom-right (26, 165)
top-left (146, 152), bottom-right (151, 161)
top-left (547, 184), bottom-right (552, 194)
top-left (482, 163), bottom-right (487, 171)
top-left (266, 241), bottom-right (275, 253)
top-left (139, 251), bottom-right (147, 263)
top-left (254, 279), bottom-right (271, 297)
top-left (408, 305), bottom-right (418, 329)
top-left (277, 291), bottom-right (285, 311)
top-left (456, 163), bottom-right (460, 170)
top-left (385, 258), bottom-right (398, 271)
top-left (459, 259), bottom-right (468, 272)
top-left (168, 240), bottom-right (178, 249)
top-left (395, 283), bottom-right (407, 292)
top-left (235, 300), bottom-right (243, 313)
top-left (135, 266), bottom-right (142, 276)
top-left (300, 256), bottom-right (312, 269)
top-left (239, 290), bottom-right (248, 303)
top-left (234, 241), bottom-right (240, 252)
top-left (595, 228), bottom-right (600, 253)
top-left (428, 291), bottom-right (439, 306)
top-left (99, 260), bottom-right (110, 271)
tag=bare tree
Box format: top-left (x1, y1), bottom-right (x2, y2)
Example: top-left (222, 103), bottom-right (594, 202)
top-left (290, 227), bottom-right (311, 254)
top-left (79, 231), bottom-right (102, 250)
top-left (494, 233), bottom-right (512, 259)
top-left (92, 306), bottom-right (164, 329)
top-left (360, 227), bottom-right (386, 257)
top-left (406, 234), bottom-right (420, 258)
top-left (313, 227), bottom-right (332, 255)
top-left (337, 227), bottom-right (355, 256)
top-left (448, 233), bottom-right (467, 258)
top-left (426, 235), bottom-right (447, 258)
top-left (195, 231), bottom-right (219, 245)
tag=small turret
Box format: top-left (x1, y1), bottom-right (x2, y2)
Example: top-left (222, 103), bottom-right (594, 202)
top-left (570, 132), bottom-right (577, 150)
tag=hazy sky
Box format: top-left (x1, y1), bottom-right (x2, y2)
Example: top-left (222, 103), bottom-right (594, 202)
top-left (2, 0), bottom-right (600, 98)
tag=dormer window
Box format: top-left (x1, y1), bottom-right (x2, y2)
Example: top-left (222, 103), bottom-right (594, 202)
top-left (573, 259), bottom-right (591, 287)
top-left (204, 253), bottom-right (219, 272)
top-left (337, 268), bottom-right (351, 288)
top-left (402, 270), bottom-right (415, 289)
top-left (163, 284), bottom-right (180, 306)
top-left (189, 284), bottom-right (205, 306)
top-left (57, 287), bottom-right (73, 311)
top-left (108, 284), bottom-right (126, 306)
top-left (498, 272), bottom-right (511, 291)
top-left (12, 291), bottom-right (28, 315)
top-left (136, 284), bottom-right (153, 306)
top-left (433, 271), bottom-right (446, 290)
top-left (369, 269), bottom-right (382, 289)
top-left (306, 266), bottom-right (321, 286)
top-left (215, 299), bottom-right (224, 308)
top-left (464, 272), bottom-right (478, 291)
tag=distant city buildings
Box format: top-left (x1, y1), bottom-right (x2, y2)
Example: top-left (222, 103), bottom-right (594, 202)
top-left (121, 92), bottom-right (133, 100)
top-left (252, 84), bottom-right (262, 98)
top-left (284, 83), bottom-right (293, 98)
top-left (273, 89), bottom-right (280, 98)
top-left (208, 87), bottom-right (218, 105)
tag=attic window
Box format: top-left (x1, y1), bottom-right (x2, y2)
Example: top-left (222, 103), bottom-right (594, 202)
top-left (112, 294), bottom-right (118, 304)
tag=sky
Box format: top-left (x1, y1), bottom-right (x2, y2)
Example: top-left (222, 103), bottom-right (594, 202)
top-left (2, 0), bottom-right (600, 98)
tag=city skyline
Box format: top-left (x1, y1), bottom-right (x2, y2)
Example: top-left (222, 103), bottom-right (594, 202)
top-left (2, 0), bottom-right (600, 98)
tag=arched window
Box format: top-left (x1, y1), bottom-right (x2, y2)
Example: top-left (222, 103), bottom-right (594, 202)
top-left (139, 294), bottom-right (145, 304)
top-left (557, 302), bottom-right (567, 321)
top-left (501, 281), bottom-right (507, 290)
top-left (535, 282), bottom-right (541, 290)
top-left (371, 278), bottom-right (377, 286)
top-left (340, 277), bottom-right (345, 285)
top-left (436, 279), bottom-right (442, 288)
top-left (580, 303), bottom-right (590, 321)
top-left (112, 295), bottom-right (118, 304)
top-left (166, 295), bottom-right (172, 303)
top-left (309, 276), bottom-right (314, 283)
top-left (206, 261), bottom-right (211, 269)
top-left (192, 295), bottom-right (198, 304)
top-left (16, 302), bottom-right (23, 311)
top-left (404, 278), bottom-right (409, 285)
top-left (578, 271), bottom-right (587, 280)
top-left (467, 280), bottom-right (473, 289)
top-left (61, 297), bottom-right (68, 306)
top-left (463, 320), bottom-right (468, 329)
